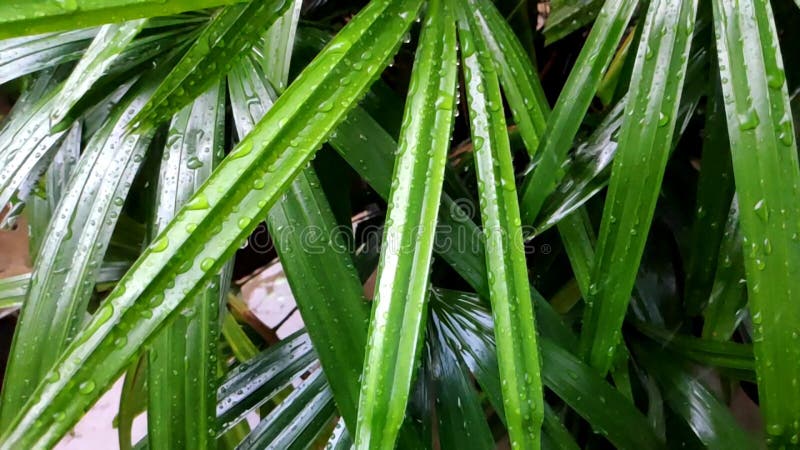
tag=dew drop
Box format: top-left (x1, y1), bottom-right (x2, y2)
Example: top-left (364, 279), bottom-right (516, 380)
top-left (150, 236), bottom-right (169, 252)
top-left (78, 380), bottom-right (96, 394)
top-left (200, 258), bottom-right (214, 271)
top-left (185, 193), bottom-right (210, 210)
top-left (658, 111), bottom-right (669, 127)
top-left (738, 108), bottom-right (760, 131)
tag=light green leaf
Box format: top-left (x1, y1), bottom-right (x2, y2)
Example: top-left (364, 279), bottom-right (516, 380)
top-left (131, 0), bottom-right (291, 130)
top-left (0, 77), bottom-right (157, 429)
top-left (0, 2), bottom-right (423, 447)
top-left (147, 82), bottom-right (229, 450)
top-left (0, 28), bottom-right (96, 85)
top-left (457, 4), bottom-right (543, 448)
top-left (712, 0), bottom-right (800, 441)
top-left (519, 0), bottom-right (638, 227)
top-left (49, 19), bottom-right (147, 128)
top-left (580, 0), bottom-right (698, 373)
top-left (0, 0), bottom-right (242, 39)
top-left (355, 0), bottom-right (457, 447)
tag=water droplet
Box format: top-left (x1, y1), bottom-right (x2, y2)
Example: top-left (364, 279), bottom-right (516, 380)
top-left (229, 140), bottom-right (253, 159)
top-left (96, 303), bottom-right (114, 325)
top-left (738, 108), bottom-right (760, 131)
top-left (114, 336), bottom-right (127, 348)
top-left (186, 156), bottom-right (204, 169)
top-left (768, 423), bottom-right (785, 437)
top-left (200, 258), bottom-right (214, 271)
top-left (150, 236), bottom-right (169, 252)
top-left (45, 370), bottom-right (60, 383)
top-left (658, 111), bottom-right (669, 127)
top-left (78, 380), bottom-right (96, 394)
top-left (185, 193), bottom-right (210, 210)
top-left (754, 199), bottom-right (769, 222)
top-left (767, 70), bottom-right (785, 90)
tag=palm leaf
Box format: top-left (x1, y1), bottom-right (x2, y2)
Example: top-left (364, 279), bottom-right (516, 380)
top-left (711, 0), bottom-right (800, 442)
top-left (0, 1), bottom-right (424, 447)
top-left (227, 50), bottom-right (370, 432)
top-left (0, 28), bottom-right (96, 85)
top-left (355, 0), bottom-right (457, 447)
top-left (48, 19), bottom-right (147, 127)
top-left (519, 0), bottom-right (639, 226)
top-left (0, 0), bottom-right (240, 39)
top-left (632, 342), bottom-right (754, 449)
top-left (146, 82), bottom-right (229, 450)
top-left (236, 370), bottom-right (335, 450)
top-left (0, 77), bottom-right (158, 428)
top-left (580, 0), bottom-right (698, 373)
top-left (457, 4), bottom-right (543, 447)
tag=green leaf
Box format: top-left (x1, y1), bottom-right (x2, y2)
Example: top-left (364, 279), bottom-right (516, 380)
top-left (147, 82), bottom-right (229, 450)
top-left (216, 331), bottom-right (317, 434)
top-left (237, 370), bottom-right (336, 450)
top-left (131, 0), bottom-right (291, 130)
top-left (0, 68), bottom-right (71, 226)
top-left (0, 0), bottom-right (242, 39)
top-left (49, 19), bottom-right (147, 128)
top-left (0, 28), bottom-right (96, 85)
top-left (542, 404), bottom-right (581, 450)
top-left (580, 0), bottom-right (698, 373)
top-left (228, 53), bottom-right (369, 432)
top-left (427, 313), bottom-right (494, 450)
top-left (220, 310), bottom-right (260, 363)
top-left (544, 0), bottom-right (604, 45)
top-left (355, 0), bottom-right (457, 447)
top-left (0, 2), bottom-right (423, 447)
top-left (634, 321), bottom-right (754, 373)
top-left (633, 342), bottom-right (754, 449)
top-left (683, 70), bottom-right (734, 315)
top-left (470, 0), bottom-right (548, 156)
top-left (557, 209), bottom-right (597, 297)
top-left (295, 19), bottom-right (573, 350)
top-left (712, 0), bottom-right (800, 441)
top-left (0, 78), bottom-right (157, 429)
top-left (326, 419), bottom-right (353, 450)
top-left (457, 4), bottom-right (543, 448)
top-left (541, 339), bottom-right (664, 449)
top-left (534, 44), bottom-right (709, 234)
top-left (0, 273), bottom-right (29, 310)
top-left (519, 0), bottom-right (639, 227)
top-left (27, 122), bottom-right (82, 257)
top-left (433, 289), bottom-right (661, 450)
top-left (702, 200), bottom-right (747, 342)
top-left (261, 0), bottom-right (302, 92)
top-left (118, 356), bottom-right (148, 450)
top-left (50, 23), bottom-right (202, 131)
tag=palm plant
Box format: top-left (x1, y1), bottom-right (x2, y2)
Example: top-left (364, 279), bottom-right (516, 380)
top-left (0, 0), bottom-right (798, 448)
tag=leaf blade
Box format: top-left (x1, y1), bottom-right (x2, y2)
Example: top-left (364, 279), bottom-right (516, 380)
top-left (580, 0), bottom-right (698, 373)
top-left (519, 0), bottom-right (639, 226)
top-left (0, 1), bottom-right (424, 447)
top-left (711, 0), bottom-right (800, 442)
top-left (354, 0), bottom-right (458, 447)
top-left (457, 4), bottom-right (544, 448)
top-left (0, 0), bottom-right (241, 39)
